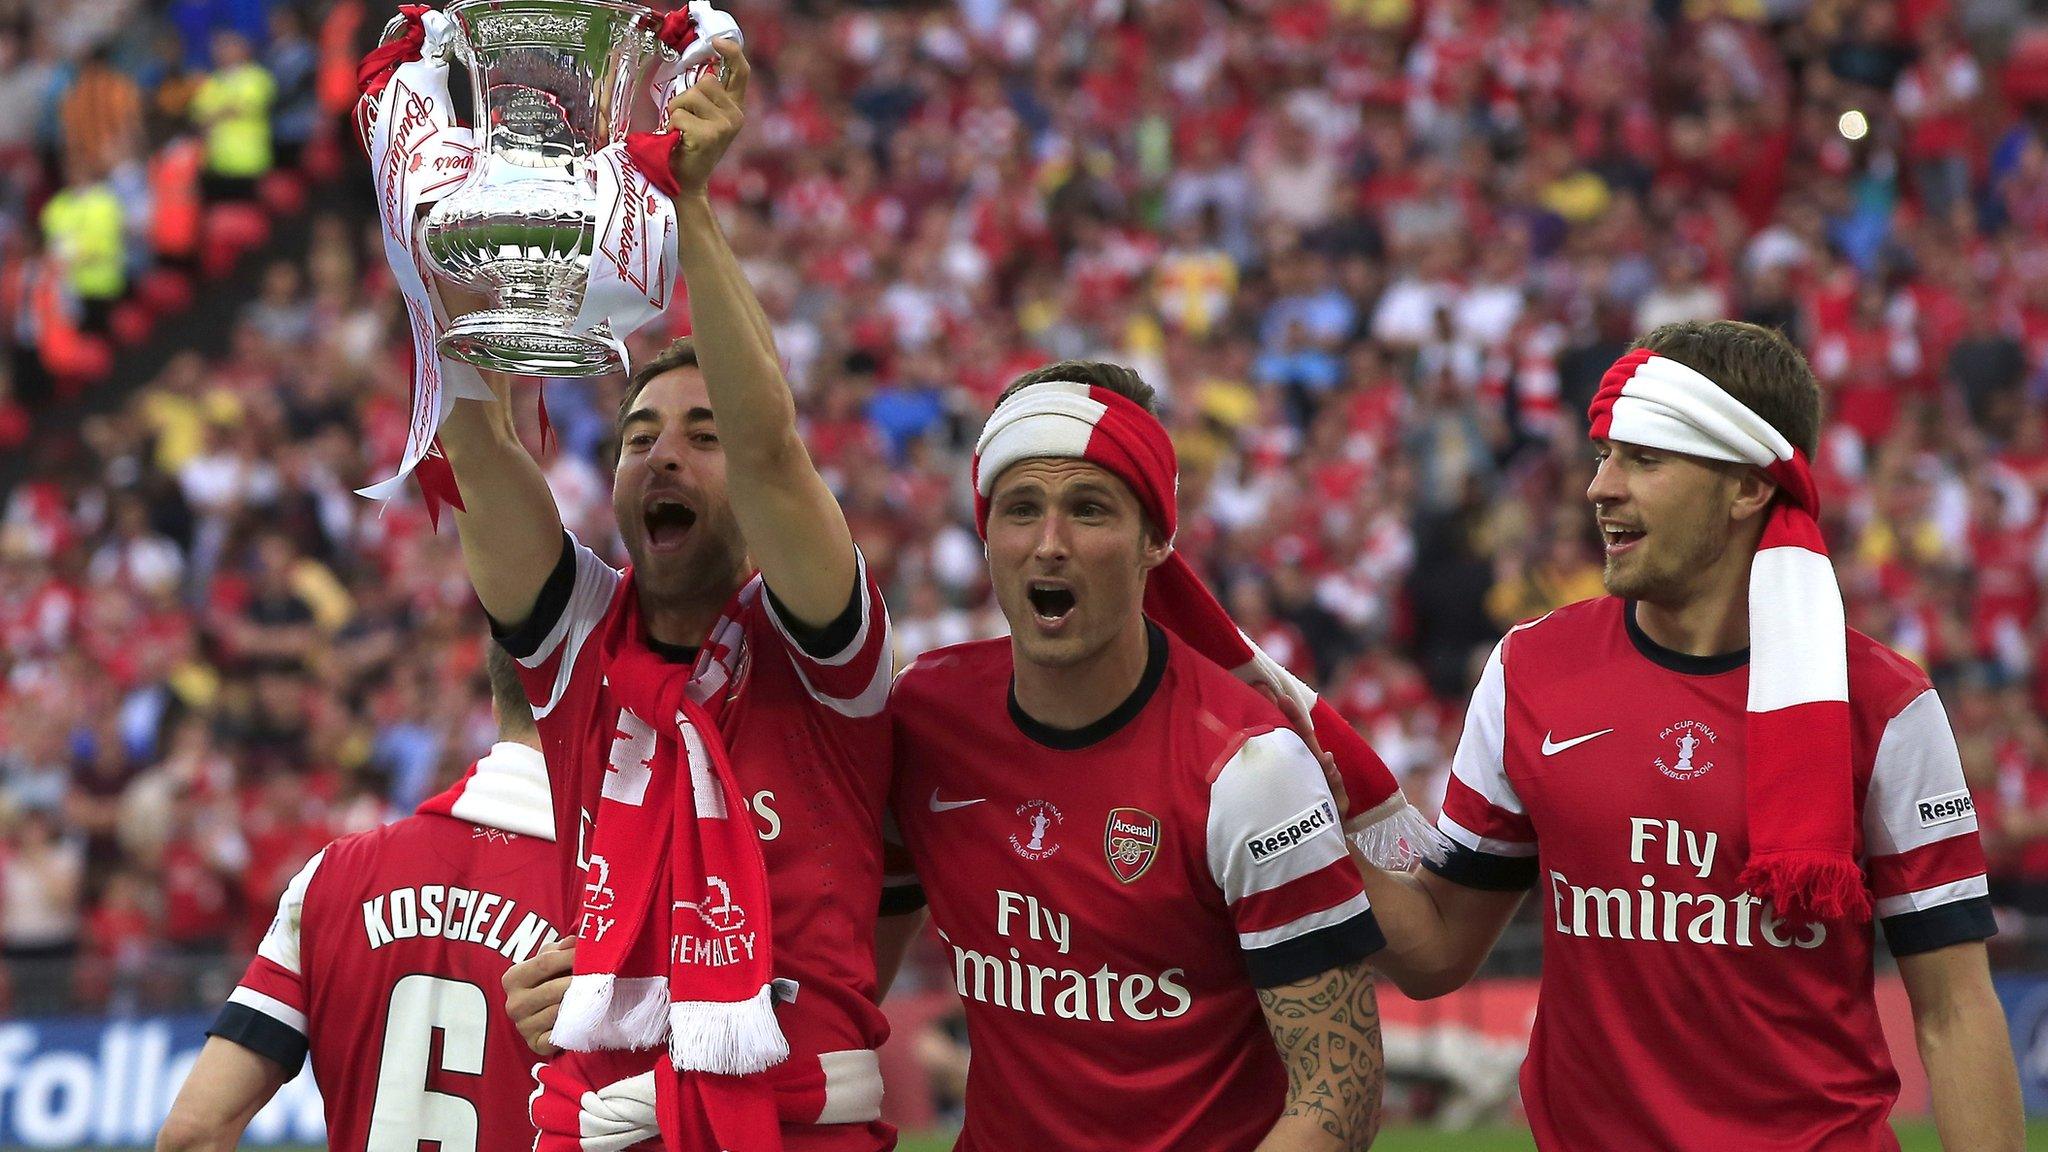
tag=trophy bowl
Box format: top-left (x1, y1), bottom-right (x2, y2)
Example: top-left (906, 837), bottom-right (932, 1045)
top-left (412, 0), bottom-right (676, 377)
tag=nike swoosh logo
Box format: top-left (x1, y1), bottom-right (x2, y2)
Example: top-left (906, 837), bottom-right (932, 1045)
top-left (1541, 729), bottom-right (1614, 756)
top-left (929, 789), bottom-right (986, 813)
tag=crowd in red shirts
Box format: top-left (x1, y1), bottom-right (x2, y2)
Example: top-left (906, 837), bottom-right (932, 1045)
top-left (2, 0), bottom-right (2047, 1012)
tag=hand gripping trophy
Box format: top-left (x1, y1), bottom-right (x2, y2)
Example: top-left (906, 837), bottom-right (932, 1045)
top-left (353, 0), bottom-right (739, 508)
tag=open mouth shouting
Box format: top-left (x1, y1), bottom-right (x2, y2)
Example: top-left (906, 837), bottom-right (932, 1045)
top-left (1599, 521), bottom-right (1646, 557)
top-left (643, 493), bottom-right (699, 553)
top-left (1026, 579), bottom-right (1078, 630)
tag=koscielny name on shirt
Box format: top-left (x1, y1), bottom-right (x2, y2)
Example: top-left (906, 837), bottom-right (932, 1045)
top-left (360, 884), bottom-right (561, 962)
top-left (942, 889), bottom-right (1193, 1022)
top-left (1548, 818), bottom-right (1828, 949)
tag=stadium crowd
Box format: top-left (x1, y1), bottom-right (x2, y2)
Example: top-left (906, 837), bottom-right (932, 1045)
top-left (0, 0), bottom-right (2046, 1015)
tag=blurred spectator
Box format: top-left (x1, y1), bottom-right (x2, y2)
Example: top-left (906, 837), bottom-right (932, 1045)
top-left (190, 28), bottom-right (272, 199)
top-left (1635, 247), bottom-right (1728, 334)
top-left (1484, 529), bottom-right (1605, 632)
top-left (1, 807), bottom-right (85, 1010)
top-left (1892, 21), bottom-right (1982, 219)
top-left (59, 45), bottom-right (144, 180)
top-left (263, 6), bottom-right (319, 172)
top-left (39, 154), bottom-right (127, 330)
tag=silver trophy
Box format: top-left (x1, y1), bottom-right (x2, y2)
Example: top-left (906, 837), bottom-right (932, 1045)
top-left (382, 0), bottom-right (680, 377)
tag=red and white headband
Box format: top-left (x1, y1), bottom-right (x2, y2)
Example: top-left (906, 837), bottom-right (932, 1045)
top-left (971, 380), bottom-right (1180, 543)
top-left (1588, 349), bottom-right (1818, 515)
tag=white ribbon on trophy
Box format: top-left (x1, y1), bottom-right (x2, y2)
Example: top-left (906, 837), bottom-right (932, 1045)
top-left (355, 7), bottom-right (490, 504)
top-left (573, 2), bottom-right (743, 357)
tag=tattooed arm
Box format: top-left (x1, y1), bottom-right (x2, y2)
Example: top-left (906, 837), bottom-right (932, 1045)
top-left (1252, 958), bottom-right (1385, 1151)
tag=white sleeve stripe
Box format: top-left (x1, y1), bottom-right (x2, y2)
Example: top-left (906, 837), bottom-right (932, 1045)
top-left (1207, 730), bottom-right (1352, 904)
top-left (1235, 824), bottom-right (1348, 898)
top-left (514, 594), bottom-right (575, 670)
top-left (228, 986), bottom-right (308, 1036)
top-left (1238, 891), bottom-right (1374, 951)
top-left (254, 848), bottom-right (326, 974)
top-left (1451, 641), bottom-right (1522, 816)
top-left (1874, 875), bottom-right (1989, 919)
top-left (532, 541), bottom-right (622, 721)
top-left (1439, 813), bottom-right (1538, 858)
top-left (790, 631), bottom-right (893, 718)
top-left (1863, 689), bottom-right (1975, 857)
top-left (513, 535), bottom-right (610, 669)
top-left (763, 551), bottom-right (879, 670)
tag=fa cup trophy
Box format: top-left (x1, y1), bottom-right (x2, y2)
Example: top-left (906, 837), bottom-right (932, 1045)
top-left (355, 0), bottom-right (735, 506)
top-left (416, 1), bottom-right (671, 376)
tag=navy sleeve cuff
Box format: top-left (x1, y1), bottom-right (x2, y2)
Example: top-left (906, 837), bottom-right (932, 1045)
top-left (1243, 910), bottom-right (1386, 988)
top-left (208, 1001), bottom-right (309, 1071)
top-left (1882, 895), bottom-right (1996, 958)
top-left (764, 574), bottom-right (865, 661)
top-left (879, 884), bottom-right (928, 916)
top-left (491, 532), bottom-right (576, 659)
top-left (1423, 843), bottom-right (1539, 892)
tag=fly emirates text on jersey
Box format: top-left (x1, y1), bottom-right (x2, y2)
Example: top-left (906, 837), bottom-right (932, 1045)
top-left (941, 889), bottom-right (1193, 1022)
top-left (1548, 818), bottom-right (1828, 950)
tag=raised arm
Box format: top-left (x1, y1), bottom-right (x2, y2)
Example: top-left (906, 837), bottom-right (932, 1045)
top-left (1253, 958), bottom-right (1384, 1151)
top-left (664, 38), bottom-right (857, 628)
top-left (435, 366), bottom-right (567, 630)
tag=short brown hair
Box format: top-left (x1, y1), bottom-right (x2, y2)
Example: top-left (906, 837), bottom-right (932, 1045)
top-left (485, 644), bottom-right (537, 743)
top-left (617, 337), bottom-right (700, 428)
top-left (1631, 320), bottom-right (1821, 458)
top-left (997, 360), bottom-right (1158, 415)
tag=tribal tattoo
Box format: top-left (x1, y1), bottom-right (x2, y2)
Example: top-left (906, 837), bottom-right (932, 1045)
top-left (1256, 958), bottom-right (1384, 1148)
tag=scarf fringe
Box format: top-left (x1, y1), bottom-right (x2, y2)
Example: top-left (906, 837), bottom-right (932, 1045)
top-left (1345, 794), bottom-right (1447, 868)
top-left (553, 972), bottom-right (673, 1053)
top-left (668, 983), bottom-right (789, 1076)
top-left (1738, 852), bottom-right (1872, 922)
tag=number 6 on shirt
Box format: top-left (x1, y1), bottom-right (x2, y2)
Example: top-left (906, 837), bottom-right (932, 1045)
top-left (365, 975), bottom-right (490, 1152)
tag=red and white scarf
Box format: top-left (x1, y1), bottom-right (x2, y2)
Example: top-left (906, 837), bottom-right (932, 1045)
top-left (973, 380), bottom-right (1439, 866)
top-left (548, 579), bottom-right (786, 1152)
top-left (1589, 348), bottom-right (1869, 922)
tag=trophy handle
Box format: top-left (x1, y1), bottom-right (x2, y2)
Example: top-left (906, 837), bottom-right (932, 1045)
top-left (650, 4), bottom-right (740, 108)
top-left (375, 12), bottom-right (411, 46)
top-left (377, 8), bottom-right (471, 68)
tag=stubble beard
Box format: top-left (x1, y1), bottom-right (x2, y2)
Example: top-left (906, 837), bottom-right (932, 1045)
top-left (628, 527), bottom-right (749, 628)
top-left (1601, 515), bottom-right (1732, 607)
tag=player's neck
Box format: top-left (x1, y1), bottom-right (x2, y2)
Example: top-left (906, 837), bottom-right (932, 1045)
top-left (1633, 565), bottom-right (1750, 658)
top-left (640, 595), bottom-right (722, 651)
top-left (1012, 616), bottom-right (1156, 732)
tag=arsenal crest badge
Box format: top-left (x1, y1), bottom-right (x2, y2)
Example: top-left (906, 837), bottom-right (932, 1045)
top-left (1104, 807), bottom-right (1161, 884)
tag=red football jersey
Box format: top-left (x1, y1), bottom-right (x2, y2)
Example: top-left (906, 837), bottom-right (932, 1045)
top-left (888, 624), bottom-right (1384, 1152)
top-left (1434, 597), bottom-right (1994, 1152)
top-left (499, 533), bottom-right (896, 1147)
top-left (211, 743), bottom-right (565, 1152)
